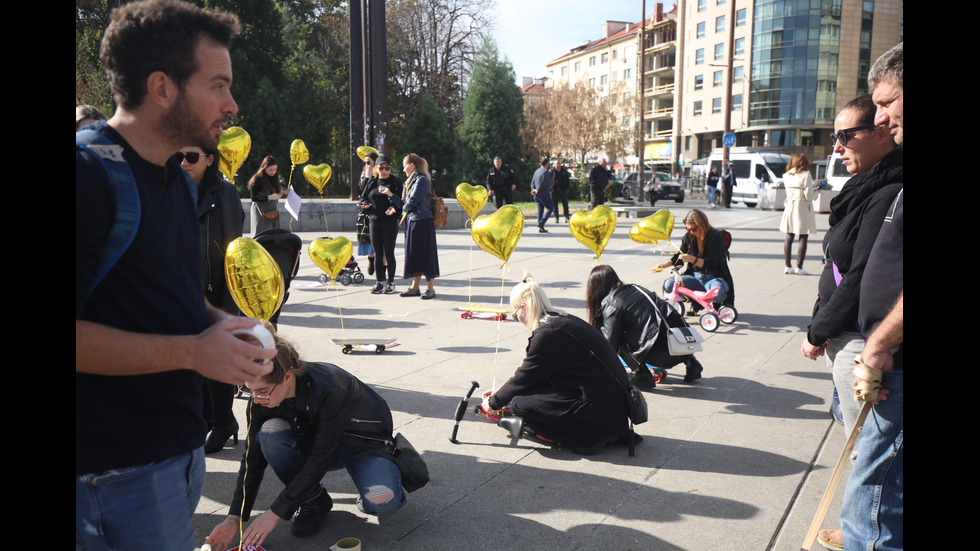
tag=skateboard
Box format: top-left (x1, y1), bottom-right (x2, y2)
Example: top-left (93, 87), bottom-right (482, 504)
top-left (331, 338), bottom-right (399, 354)
top-left (458, 305), bottom-right (510, 321)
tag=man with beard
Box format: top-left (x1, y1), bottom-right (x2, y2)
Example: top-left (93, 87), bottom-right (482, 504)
top-left (75, 1), bottom-right (275, 548)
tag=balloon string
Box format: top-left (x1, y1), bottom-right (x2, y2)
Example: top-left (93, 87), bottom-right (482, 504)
top-left (467, 243), bottom-right (474, 307)
top-left (238, 397), bottom-right (253, 547)
top-left (490, 266), bottom-right (509, 390)
top-left (334, 281), bottom-right (345, 339)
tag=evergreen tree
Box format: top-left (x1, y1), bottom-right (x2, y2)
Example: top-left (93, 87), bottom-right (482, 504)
top-left (403, 93), bottom-right (455, 196)
top-left (457, 38), bottom-right (524, 188)
top-left (241, 78), bottom-right (292, 191)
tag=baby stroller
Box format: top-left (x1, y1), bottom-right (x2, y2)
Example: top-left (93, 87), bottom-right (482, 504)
top-left (316, 257), bottom-right (365, 286)
top-left (253, 228), bottom-right (303, 327)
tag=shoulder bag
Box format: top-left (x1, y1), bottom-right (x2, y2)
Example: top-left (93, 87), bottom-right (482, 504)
top-left (345, 432), bottom-right (429, 492)
top-left (632, 285), bottom-right (703, 356)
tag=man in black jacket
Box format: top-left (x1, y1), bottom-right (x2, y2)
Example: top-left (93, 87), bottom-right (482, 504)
top-left (551, 160), bottom-right (572, 223)
top-left (587, 158), bottom-right (612, 208)
top-left (486, 156), bottom-right (517, 208)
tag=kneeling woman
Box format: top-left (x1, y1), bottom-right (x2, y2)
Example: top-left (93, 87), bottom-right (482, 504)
top-left (206, 326), bottom-right (406, 550)
top-left (481, 276), bottom-right (633, 455)
top-left (586, 265), bottom-right (705, 385)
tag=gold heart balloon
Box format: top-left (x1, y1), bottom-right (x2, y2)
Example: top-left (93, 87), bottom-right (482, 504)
top-left (629, 209), bottom-right (674, 244)
top-left (303, 163), bottom-right (333, 194)
top-left (224, 237), bottom-right (284, 321)
top-left (569, 206), bottom-right (617, 259)
top-left (309, 237), bottom-right (353, 280)
top-left (357, 146), bottom-right (379, 161)
top-left (471, 204), bottom-right (524, 264)
top-left (290, 139), bottom-right (310, 166)
top-left (217, 127), bottom-right (251, 183)
top-left (455, 183), bottom-right (489, 220)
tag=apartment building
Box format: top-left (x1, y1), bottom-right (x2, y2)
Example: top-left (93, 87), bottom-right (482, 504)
top-left (678, 0), bottom-right (903, 167)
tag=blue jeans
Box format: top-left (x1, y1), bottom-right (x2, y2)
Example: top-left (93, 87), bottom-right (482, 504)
top-left (663, 273), bottom-right (729, 306)
top-left (841, 369), bottom-right (903, 550)
top-left (76, 447), bottom-right (205, 551)
top-left (258, 419), bottom-right (406, 517)
top-left (535, 193), bottom-right (554, 228)
top-left (707, 186), bottom-right (717, 204)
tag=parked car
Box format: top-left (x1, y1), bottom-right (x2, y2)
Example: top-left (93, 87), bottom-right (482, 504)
top-left (652, 173), bottom-right (685, 203)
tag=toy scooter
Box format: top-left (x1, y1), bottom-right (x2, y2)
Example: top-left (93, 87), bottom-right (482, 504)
top-left (660, 264), bottom-right (737, 332)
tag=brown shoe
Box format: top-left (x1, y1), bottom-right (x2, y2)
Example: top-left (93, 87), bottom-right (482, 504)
top-left (816, 529), bottom-right (843, 550)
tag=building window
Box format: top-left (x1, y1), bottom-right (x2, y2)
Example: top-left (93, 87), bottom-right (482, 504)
top-left (624, 68), bottom-right (631, 80)
top-left (712, 98), bottom-right (722, 114)
top-left (713, 70), bottom-right (723, 87)
top-left (601, 52), bottom-right (609, 63)
top-left (693, 101), bottom-right (703, 116)
top-left (735, 37), bottom-right (745, 55)
top-left (697, 22), bottom-right (705, 38)
top-left (611, 70), bottom-right (618, 83)
top-left (694, 75), bottom-right (704, 90)
top-left (736, 8), bottom-right (746, 26)
top-left (601, 75), bottom-right (608, 86)
top-left (697, 0), bottom-right (706, 11)
top-left (561, 66), bottom-right (568, 77)
top-left (612, 49), bottom-right (618, 60)
top-left (733, 66), bottom-right (744, 82)
top-left (715, 15), bottom-right (725, 33)
top-left (695, 48), bottom-right (704, 65)
top-left (732, 94), bottom-right (743, 111)
top-left (589, 78), bottom-right (595, 88)
top-left (575, 61), bottom-right (582, 72)
top-left (624, 92), bottom-right (631, 101)
top-left (714, 43), bottom-right (724, 61)
top-left (590, 56), bottom-right (596, 66)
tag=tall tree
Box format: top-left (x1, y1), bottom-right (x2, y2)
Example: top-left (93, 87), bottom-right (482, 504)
top-left (457, 37), bottom-right (523, 187)
top-left (401, 93), bottom-right (455, 195)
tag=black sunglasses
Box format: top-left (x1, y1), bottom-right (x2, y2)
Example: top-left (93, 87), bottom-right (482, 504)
top-left (830, 125), bottom-right (877, 147)
top-left (174, 151), bottom-right (206, 164)
top-left (378, 165), bottom-right (392, 171)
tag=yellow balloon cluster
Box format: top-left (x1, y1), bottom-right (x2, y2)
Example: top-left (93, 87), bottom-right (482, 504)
top-left (309, 237), bottom-right (353, 280)
top-left (455, 183), bottom-right (489, 220)
top-left (303, 164), bottom-right (333, 194)
top-left (569, 206), bottom-right (617, 260)
top-left (224, 237), bottom-right (284, 321)
top-left (217, 127), bottom-right (251, 183)
top-left (471, 205), bottom-right (524, 264)
top-left (290, 139), bottom-right (310, 167)
top-left (629, 210), bottom-right (674, 244)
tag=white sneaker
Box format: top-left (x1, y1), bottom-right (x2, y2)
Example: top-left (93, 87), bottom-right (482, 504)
top-left (784, 267), bottom-right (792, 274)
top-left (795, 267), bottom-right (809, 275)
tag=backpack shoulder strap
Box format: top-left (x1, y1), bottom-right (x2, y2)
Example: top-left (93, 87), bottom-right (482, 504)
top-left (76, 129), bottom-right (141, 317)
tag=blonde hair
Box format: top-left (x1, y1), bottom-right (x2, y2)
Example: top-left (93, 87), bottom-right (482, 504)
top-left (404, 153), bottom-right (431, 180)
top-left (510, 272), bottom-right (566, 332)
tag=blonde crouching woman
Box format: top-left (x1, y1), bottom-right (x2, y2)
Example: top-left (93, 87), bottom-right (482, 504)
top-left (480, 275), bottom-right (635, 455)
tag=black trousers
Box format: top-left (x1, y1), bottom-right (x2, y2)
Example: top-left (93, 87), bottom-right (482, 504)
top-left (370, 218), bottom-right (398, 282)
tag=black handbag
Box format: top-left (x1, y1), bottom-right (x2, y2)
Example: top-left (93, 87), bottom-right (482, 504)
top-left (348, 432), bottom-right (430, 492)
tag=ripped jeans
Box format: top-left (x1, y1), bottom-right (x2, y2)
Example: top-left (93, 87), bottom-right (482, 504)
top-left (258, 418), bottom-right (406, 516)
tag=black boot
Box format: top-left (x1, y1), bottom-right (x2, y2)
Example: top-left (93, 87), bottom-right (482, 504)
top-left (204, 421), bottom-right (239, 454)
top-left (367, 256), bottom-right (375, 276)
top-left (292, 487), bottom-right (332, 537)
top-left (684, 356), bottom-right (704, 383)
top-left (629, 367), bottom-right (657, 391)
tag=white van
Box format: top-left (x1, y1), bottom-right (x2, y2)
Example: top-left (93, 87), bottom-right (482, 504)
top-left (707, 149), bottom-right (790, 208)
top-left (825, 152), bottom-right (851, 191)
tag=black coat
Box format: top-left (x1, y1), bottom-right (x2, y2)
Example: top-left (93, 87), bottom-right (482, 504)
top-left (197, 176), bottom-right (244, 314)
top-left (488, 314), bottom-right (630, 447)
top-left (598, 283), bottom-right (679, 367)
top-left (230, 362), bottom-right (395, 520)
top-left (672, 228), bottom-right (735, 307)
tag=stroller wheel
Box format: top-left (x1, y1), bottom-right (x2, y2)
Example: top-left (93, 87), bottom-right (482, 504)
top-left (699, 312), bottom-right (719, 332)
top-left (719, 305), bottom-right (738, 324)
top-left (353, 272), bottom-right (365, 284)
top-left (340, 274), bottom-right (353, 286)
top-left (317, 273), bottom-right (328, 285)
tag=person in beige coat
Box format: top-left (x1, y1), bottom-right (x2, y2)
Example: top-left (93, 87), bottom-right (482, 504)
top-left (779, 153), bottom-right (817, 274)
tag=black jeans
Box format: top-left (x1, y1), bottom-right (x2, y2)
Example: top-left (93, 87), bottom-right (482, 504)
top-left (492, 186), bottom-right (513, 208)
top-left (370, 218), bottom-right (399, 282)
top-left (552, 188), bottom-right (570, 222)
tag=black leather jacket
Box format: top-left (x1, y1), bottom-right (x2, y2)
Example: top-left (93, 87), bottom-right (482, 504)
top-left (599, 284), bottom-right (674, 367)
top-left (230, 362), bottom-right (394, 520)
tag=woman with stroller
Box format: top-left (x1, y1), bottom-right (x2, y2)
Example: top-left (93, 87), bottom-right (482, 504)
top-left (779, 153), bottom-right (818, 274)
top-left (480, 276), bottom-right (635, 455)
top-left (399, 153), bottom-right (440, 299)
top-left (205, 323), bottom-right (406, 550)
top-left (248, 156), bottom-right (288, 235)
top-left (358, 154), bottom-right (403, 294)
top-left (586, 265), bottom-right (705, 386)
top-left (176, 145), bottom-right (244, 454)
top-left (356, 151), bottom-right (378, 276)
top-left (654, 209), bottom-right (735, 309)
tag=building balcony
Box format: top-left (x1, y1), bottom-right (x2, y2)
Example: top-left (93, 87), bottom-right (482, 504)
top-left (644, 106), bottom-right (675, 119)
top-left (644, 82), bottom-right (675, 96)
